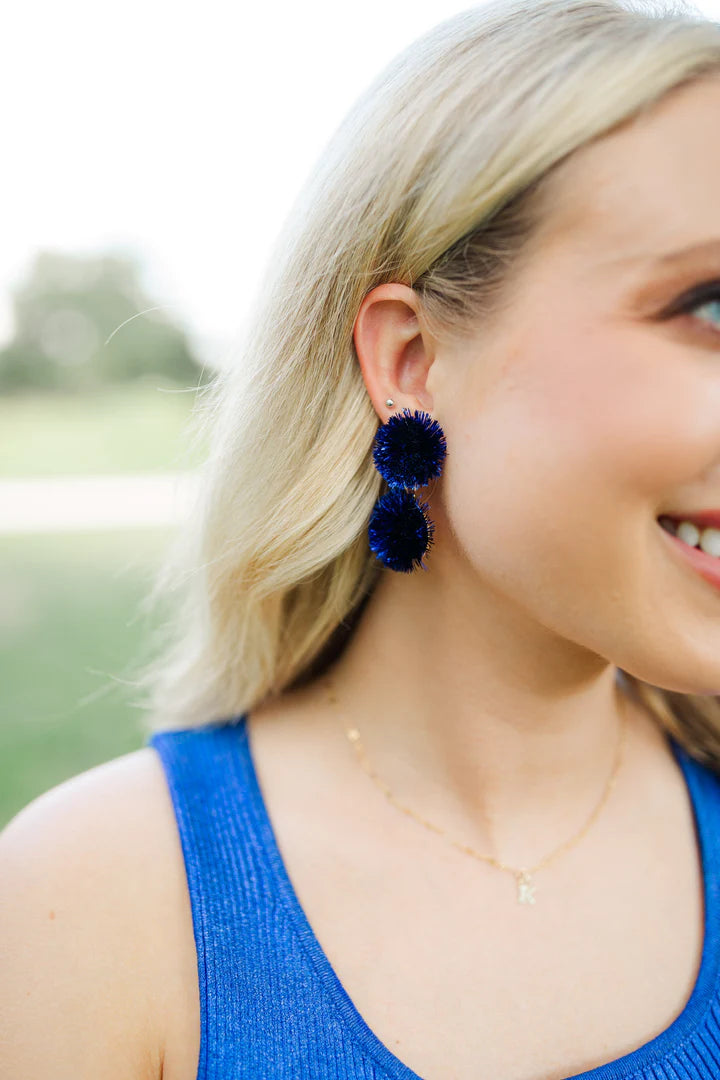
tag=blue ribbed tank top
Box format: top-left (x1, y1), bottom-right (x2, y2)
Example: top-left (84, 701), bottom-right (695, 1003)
top-left (147, 716), bottom-right (720, 1080)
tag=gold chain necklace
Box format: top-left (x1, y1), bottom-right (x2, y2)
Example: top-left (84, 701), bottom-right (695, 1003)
top-left (325, 682), bottom-right (628, 905)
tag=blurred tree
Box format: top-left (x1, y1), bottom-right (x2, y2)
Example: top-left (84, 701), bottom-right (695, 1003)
top-left (0, 250), bottom-right (203, 392)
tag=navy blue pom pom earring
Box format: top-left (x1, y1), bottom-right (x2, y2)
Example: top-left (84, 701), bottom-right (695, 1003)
top-left (368, 403), bottom-right (447, 573)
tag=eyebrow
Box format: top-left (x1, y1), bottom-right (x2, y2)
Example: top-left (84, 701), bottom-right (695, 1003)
top-left (601, 238), bottom-right (720, 281)
top-left (646, 238), bottom-right (720, 270)
top-left (608, 237), bottom-right (720, 313)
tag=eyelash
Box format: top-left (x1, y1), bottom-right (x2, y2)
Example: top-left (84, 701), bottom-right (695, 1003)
top-left (665, 279), bottom-right (720, 329)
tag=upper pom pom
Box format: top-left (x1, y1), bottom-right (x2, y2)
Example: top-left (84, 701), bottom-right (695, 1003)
top-left (372, 408), bottom-right (447, 489)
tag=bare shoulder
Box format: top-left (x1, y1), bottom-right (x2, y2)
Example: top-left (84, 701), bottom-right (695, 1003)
top-left (0, 745), bottom-right (200, 1080)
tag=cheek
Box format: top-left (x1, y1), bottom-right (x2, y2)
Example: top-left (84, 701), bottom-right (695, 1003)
top-left (445, 331), bottom-right (718, 531)
top-left (438, 336), bottom-right (708, 597)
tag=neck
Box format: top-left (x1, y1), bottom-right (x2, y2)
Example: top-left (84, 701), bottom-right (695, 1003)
top-left (323, 564), bottom-right (665, 866)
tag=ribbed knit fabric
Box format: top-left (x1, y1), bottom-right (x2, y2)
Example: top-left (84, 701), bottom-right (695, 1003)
top-left (148, 716), bottom-right (720, 1080)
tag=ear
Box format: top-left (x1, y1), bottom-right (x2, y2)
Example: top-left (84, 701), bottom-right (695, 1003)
top-left (353, 283), bottom-right (436, 421)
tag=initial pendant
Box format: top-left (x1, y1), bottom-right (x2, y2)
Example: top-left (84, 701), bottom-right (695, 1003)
top-left (516, 868), bottom-right (537, 904)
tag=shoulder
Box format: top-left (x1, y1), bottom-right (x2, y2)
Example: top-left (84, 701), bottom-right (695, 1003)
top-left (0, 745), bottom-right (199, 1080)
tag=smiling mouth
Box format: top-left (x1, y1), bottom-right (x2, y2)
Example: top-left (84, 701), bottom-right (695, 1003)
top-left (657, 514), bottom-right (720, 593)
top-left (657, 514), bottom-right (720, 557)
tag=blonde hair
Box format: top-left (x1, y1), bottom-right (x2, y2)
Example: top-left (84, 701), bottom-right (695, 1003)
top-left (127, 0), bottom-right (720, 769)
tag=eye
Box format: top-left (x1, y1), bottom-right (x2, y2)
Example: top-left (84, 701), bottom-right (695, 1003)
top-left (664, 279), bottom-right (720, 332)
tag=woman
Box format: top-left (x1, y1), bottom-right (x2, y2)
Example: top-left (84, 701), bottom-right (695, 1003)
top-left (5, 0), bottom-right (720, 1077)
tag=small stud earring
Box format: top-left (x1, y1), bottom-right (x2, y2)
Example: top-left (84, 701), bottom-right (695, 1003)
top-left (385, 398), bottom-right (395, 407)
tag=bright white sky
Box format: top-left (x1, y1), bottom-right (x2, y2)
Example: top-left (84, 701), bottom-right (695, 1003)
top-left (3, 0), bottom-right (719, 369)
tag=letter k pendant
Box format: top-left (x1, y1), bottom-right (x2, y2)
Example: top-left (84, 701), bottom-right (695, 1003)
top-left (516, 868), bottom-right (537, 904)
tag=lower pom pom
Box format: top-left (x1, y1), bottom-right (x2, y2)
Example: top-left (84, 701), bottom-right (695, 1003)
top-left (368, 488), bottom-right (434, 573)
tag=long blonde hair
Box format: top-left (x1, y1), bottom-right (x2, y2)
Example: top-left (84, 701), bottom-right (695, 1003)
top-left (127, 0), bottom-right (720, 769)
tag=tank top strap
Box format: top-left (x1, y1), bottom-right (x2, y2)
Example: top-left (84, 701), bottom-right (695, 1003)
top-left (147, 717), bottom-right (392, 1080)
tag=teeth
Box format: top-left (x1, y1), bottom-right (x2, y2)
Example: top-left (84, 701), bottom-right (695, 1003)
top-left (700, 527), bottom-right (720, 557)
top-left (668, 519), bottom-right (720, 557)
top-left (677, 520), bottom-right (701, 547)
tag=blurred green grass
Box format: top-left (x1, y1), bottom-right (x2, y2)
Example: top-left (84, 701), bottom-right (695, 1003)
top-left (0, 380), bottom-right (208, 476)
top-left (1, 382), bottom-right (208, 828)
top-left (0, 527), bottom-right (175, 828)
